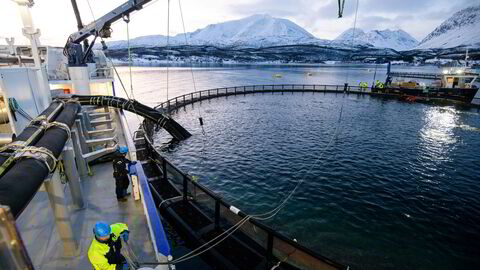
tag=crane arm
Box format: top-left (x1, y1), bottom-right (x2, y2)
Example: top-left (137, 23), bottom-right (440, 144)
top-left (68, 0), bottom-right (153, 44)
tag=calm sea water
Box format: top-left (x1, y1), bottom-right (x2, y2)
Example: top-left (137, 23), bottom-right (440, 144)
top-left (117, 65), bottom-right (480, 270)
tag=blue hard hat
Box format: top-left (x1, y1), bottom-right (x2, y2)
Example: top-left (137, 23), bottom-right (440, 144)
top-left (118, 146), bottom-right (128, 154)
top-left (93, 221), bottom-right (111, 238)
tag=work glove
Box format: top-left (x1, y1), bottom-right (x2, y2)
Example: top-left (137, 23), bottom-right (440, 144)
top-left (127, 163), bottom-right (137, 175)
top-left (120, 231), bottom-right (129, 243)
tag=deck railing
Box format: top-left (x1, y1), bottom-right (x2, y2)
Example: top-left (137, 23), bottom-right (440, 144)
top-left (142, 127), bottom-right (348, 270)
top-left (154, 84), bottom-right (369, 113)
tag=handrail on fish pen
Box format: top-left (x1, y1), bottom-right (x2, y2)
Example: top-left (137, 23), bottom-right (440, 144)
top-left (154, 84), bottom-right (368, 113)
top-left (140, 124), bottom-right (348, 269)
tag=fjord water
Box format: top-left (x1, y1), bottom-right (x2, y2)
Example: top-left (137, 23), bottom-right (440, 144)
top-left (117, 65), bottom-right (480, 269)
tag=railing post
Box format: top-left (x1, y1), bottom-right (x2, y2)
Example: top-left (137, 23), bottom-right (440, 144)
top-left (183, 95), bottom-right (185, 104)
top-left (167, 100), bottom-right (170, 113)
top-left (208, 90), bottom-right (211, 97)
top-left (175, 97), bottom-right (178, 109)
top-left (200, 91), bottom-right (202, 100)
top-left (234, 87), bottom-right (237, 94)
top-left (183, 175), bottom-right (188, 201)
top-left (191, 93), bottom-right (194, 102)
top-left (162, 158), bottom-right (167, 181)
top-left (214, 200), bottom-right (220, 229)
top-left (216, 88), bottom-right (219, 95)
top-left (266, 233), bottom-right (274, 266)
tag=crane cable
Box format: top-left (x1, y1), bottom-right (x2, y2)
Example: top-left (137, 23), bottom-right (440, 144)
top-left (345, 0), bottom-right (360, 84)
top-left (178, 0), bottom-right (206, 136)
top-left (124, 15), bottom-right (135, 101)
top-left (84, 0), bottom-right (140, 142)
top-left (166, 0), bottom-right (170, 102)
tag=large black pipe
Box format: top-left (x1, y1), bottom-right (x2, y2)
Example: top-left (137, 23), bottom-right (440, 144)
top-left (72, 95), bottom-right (192, 140)
top-left (0, 102), bottom-right (64, 167)
top-left (0, 102), bottom-right (80, 218)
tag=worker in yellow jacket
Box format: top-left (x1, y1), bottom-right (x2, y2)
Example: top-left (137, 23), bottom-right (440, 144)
top-left (88, 221), bottom-right (129, 270)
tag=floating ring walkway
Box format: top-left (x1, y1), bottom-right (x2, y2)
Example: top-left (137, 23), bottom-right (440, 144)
top-left (155, 84), bottom-right (370, 113)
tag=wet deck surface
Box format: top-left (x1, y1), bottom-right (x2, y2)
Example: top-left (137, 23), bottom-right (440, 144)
top-left (16, 110), bottom-right (156, 270)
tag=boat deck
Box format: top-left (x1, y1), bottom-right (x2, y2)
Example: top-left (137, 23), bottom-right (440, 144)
top-left (15, 113), bottom-right (156, 269)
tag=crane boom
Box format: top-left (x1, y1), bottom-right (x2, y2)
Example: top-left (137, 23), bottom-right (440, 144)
top-left (69, 0), bottom-right (152, 44)
top-left (65, 0), bottom-right (154, 66)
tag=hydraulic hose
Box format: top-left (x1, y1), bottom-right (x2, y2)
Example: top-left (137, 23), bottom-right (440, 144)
top-left (0, 101), bottom-right (64, 168)
top-left (0, 102), bottom-right (80, 218)
top-left (72, 95), bottom-right (191, 140)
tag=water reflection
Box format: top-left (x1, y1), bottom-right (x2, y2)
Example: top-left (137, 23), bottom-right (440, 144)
top-left (420, 107), bottom-right (459, 162)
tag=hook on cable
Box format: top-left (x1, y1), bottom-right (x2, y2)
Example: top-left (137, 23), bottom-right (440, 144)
top-left (122, 14), bottom-right (130, 23)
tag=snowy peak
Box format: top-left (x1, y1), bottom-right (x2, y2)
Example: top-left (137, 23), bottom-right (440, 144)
top-left (106, 14), bottom-right (319, 49)
top-left (335, 28), bottom-right (418, 51)
top-left (191, 14), bottom-right (315, 42)
top-left (416, 5), bottom-right (480, 49)
top-left (335, 28), bottom-right (366, 41)
top-left (187, 14), bottom-right (317, 47)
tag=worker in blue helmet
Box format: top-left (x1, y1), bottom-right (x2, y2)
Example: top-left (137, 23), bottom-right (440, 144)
top-left (88, 221), bottom-right (129, 270)
top-left (112, 146), bottom-right (136, 201)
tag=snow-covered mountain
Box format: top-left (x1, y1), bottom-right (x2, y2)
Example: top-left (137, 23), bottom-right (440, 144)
top-left (416, 5), bottom-right (480, 49)
top-left (106, 14), bottom-right (322, 49)
top-left (335, 28), bottom-right (418, 51)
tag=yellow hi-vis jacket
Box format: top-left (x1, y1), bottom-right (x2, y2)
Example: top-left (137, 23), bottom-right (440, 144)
top-left (88, 223), bottom-right (129, 270)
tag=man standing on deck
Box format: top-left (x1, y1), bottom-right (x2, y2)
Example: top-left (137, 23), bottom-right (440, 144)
top-left (113, 146), bottom-right (136, 202)
top-left (88, 221), bottom-right (130, 270)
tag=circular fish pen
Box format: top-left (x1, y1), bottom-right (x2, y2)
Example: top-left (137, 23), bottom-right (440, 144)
top-left (138, 84), bottom-right (480, 269)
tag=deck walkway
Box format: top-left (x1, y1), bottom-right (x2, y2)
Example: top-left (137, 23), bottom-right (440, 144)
top-left (16, 111), bottom-right (156, 270)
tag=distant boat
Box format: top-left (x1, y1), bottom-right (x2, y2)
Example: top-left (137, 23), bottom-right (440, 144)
top-left (307, 72), bottom-right (313, 76)
top-left (374, 68), bottom-right (480, 104)
top-left (273, 74), bottom-right (283, 78)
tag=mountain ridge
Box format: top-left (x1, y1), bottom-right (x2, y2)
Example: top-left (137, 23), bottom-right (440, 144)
top-left (105, 14), bottom-right (417, 50)
top-left (416, 4), bottom-right (480, 49)
top-left (104, 10), bottom-right (479, 51)
top-left (106, 14), bottom-right (323, 49)
top-left (335, 28), bottom-right (418, 51)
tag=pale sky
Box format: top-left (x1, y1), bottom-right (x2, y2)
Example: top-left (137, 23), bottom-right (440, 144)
top-left (1, 0), bottom-right (478, 46)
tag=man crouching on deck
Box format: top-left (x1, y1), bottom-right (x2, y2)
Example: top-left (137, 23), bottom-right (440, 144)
top-left (88, 221), bottom-right (130, 270)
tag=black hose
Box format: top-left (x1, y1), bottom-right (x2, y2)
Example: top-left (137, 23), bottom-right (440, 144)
top-left (0, 101), bottom-right (64, 167)
top-left (0, 102), bottom-right (80, 218)
top-left (72, 95), bottom-right (191, 140)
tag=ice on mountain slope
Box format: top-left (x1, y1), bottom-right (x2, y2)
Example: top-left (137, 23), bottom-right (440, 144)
top-left (189, 14), bottom-right (317, 46)
top-left (106, 14), bottom-right (322, 49)
top-left (335, 28), bottom-right (418, 51)
top-left (416, 4), bottom-right (480, 49)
